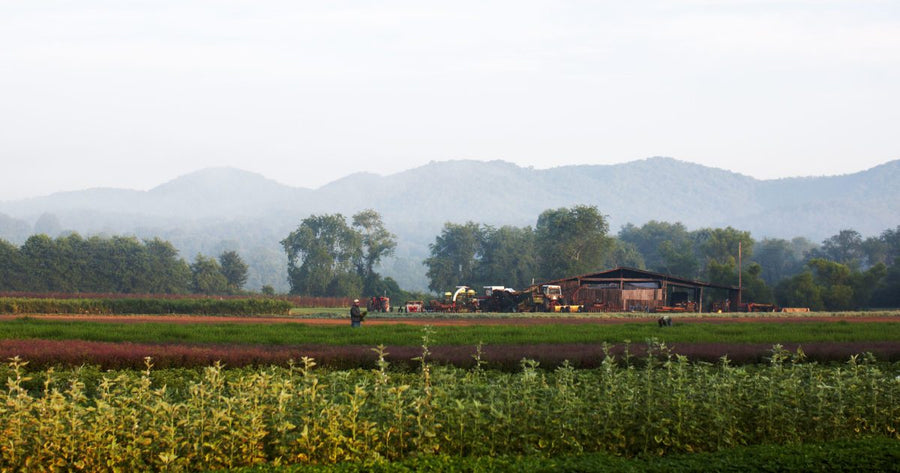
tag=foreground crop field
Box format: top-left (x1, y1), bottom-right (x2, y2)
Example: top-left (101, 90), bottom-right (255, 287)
top-left (1, 346), bottom-right (898, 471)
top-left (1, 311), bottom-right (898, 471)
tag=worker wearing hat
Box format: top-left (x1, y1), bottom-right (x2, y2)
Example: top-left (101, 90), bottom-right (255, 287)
top-left (350, 299), bottom-right (364, 328)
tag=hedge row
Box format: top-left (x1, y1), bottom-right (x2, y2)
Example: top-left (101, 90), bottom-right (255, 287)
top-left (0, 297), bottom-right (294, 316)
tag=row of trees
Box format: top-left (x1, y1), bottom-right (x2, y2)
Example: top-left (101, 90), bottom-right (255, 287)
top-left (0, 233), bottom-right (249, 295)
top-left (2, 205), bottom-right (897, 310)
top-left (424, 206), bottom-right (621, 292)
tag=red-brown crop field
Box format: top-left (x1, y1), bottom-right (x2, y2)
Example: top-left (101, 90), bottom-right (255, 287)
top-left (3, 312), bottom-right (898, 369)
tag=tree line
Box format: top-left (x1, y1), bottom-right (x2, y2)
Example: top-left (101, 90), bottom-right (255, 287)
top-left (1, 206), bottom-right (898, 310)
top-left (0, 233), bottom-right (249, 295)
top-left (422, 206), bottom-right (900, 310)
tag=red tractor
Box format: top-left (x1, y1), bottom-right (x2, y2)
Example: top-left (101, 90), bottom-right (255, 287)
top-left (367, 296), bottom-right (391, 313)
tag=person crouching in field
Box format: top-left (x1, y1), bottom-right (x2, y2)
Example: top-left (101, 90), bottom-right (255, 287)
top-left (350, 299), bottom-right (365, 328)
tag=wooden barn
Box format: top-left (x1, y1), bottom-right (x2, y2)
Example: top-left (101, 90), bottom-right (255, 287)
top-left (541, 267), bottom-right (740, 313)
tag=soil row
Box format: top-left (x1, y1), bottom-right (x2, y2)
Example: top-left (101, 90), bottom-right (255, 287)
top-left (2, 339), bottom-right (897, 370)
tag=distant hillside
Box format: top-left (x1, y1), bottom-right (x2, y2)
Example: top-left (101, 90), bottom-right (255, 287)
top-left (1, 158), bottom-right (898, 292)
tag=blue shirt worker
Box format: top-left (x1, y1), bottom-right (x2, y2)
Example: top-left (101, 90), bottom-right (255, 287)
top-left (350, 299), bottom-right (364, 327)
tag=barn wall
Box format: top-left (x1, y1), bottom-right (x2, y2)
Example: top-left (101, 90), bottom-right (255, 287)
top-left (568, 287), bottom-right (664, 311)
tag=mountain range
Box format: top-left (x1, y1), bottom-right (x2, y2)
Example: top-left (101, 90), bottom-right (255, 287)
top-left (2, 157), bottom-right (898, 292)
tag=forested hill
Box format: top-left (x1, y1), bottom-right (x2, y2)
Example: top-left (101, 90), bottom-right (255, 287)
top-left (1, 158), bottom-right (898, 292)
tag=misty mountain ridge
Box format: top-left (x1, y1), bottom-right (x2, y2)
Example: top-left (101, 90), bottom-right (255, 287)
top-left (1, 157), bottom-right (898, 292)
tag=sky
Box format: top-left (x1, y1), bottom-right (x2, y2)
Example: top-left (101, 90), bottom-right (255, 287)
top-left (1, 0), bottom-right (899, 201)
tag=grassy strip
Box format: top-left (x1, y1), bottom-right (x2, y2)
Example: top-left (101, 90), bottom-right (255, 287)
top-left (0, 297), bottom-right (294, 316)
top-left (238, 437), bottom-right (900, 472)
top-left (1, 317), bottom-right (899, 346)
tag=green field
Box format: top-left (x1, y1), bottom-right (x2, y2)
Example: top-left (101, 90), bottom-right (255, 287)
top-left (1, 317), bottom-right (898, 346)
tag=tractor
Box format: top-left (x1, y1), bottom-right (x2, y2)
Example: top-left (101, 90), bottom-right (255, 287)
top-left (367, 296), bottom-right (390, 313)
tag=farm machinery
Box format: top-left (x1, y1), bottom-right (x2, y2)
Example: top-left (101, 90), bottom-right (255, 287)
top-left (366, 296), bottom-right (390, 313)
top-left (478, 284), bottom-right (584, 313)
top-left (426, 286), bottom-right (480, 312)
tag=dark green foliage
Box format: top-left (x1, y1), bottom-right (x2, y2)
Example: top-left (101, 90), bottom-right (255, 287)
top-left (478, 225), bottom-right (538, 290)
top-left (219, 250), bottom-right (250, 293)
top-left (776, 272), bottom-right (825, 310)
top-left (814, 229), bottom-right (866, 269)
top-left (535, 205), bottom-right (614, 280)
top-left (353, 209), bottom-right (398, 295)
top-left (619, 221), bottom-right (695, 274)
top-left (190, 254), bottom-right (229, 294)
top-left (0, 239), bottom-right (26, 291)
top-left (776, 259), bottom-right (890, 310)
top-left (144, 238), bottom-right (192, 293)
top-left (424, 221), bottom-right (485, 293)
top-left (0, 234), bottom-right (192, 294)
top-left (753, 237), bottom-right (814, 285)
top-left (282, 211), bottom-right (397, 297)
top-left (424, 223), bottom-right (541, 292)
top-left (241, 438), bottom-right (900, 472)
top-left (864, 226), bottom-right (900, 267)
top-left (0, 297), bottom-right (293, 316)
top-left (872, 258), bottom-right (900, 307)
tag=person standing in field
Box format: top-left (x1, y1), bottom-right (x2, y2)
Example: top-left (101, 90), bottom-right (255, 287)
top-left (350, 299), bottom-right (364, 328)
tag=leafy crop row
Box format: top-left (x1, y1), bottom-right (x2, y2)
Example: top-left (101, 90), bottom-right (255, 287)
top-left (238, 439), bottom-right (900, 472)
top-left (3, 317), bottom-right (899, 347)
top-left (1, 341), bottom-right (897, 471)
top-left (0, 297), bottom-right (294, 316)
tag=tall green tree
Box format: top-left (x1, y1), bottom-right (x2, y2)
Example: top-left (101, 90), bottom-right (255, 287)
top-left (424, 222), bottom-right (485, 293)
top-left (478, 225), bottom-right (537, 290)
top-left (862, 226), bottom-right (900, 267)
top-left (775, 272), bottom-right (825, 311)
top-left (752, 238), bottom-right (812, 285)
top-left (281, 214), bottom-right (363, 296)
top-left (618, 221), bottom-right (692, 272)
top-left (696, 227), bottom-right (754, 267)
top-left (535, 205), bottom-right (613, 280)
top-left (0, 239), bottom-right (25, 291)
top-left (19, 234), bottom-right (64, 292)
top-left (144, 238), bottom-right (191, 294)
top-left (603, 239), bottom-right (645, 269)
top-left (104, 236), bottom-right (151, 293)
top-left (352, 209), bottom-right (397, 295)
top-left (190, 255), bottom-right (228, 295)
top-left (776, 258), bottom-right (886, 311)
top-left (658, 239), bottom-right (700, 279)
top-left (219, 250), bottom-right (249, 293)
top-left (871, 257), bottom-right (900, 307)
top-left (814, 229), bottom-right (865, 269)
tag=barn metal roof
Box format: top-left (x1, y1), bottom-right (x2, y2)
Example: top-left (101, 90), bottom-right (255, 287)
top-left (537, 267), bottom-right (740, 291)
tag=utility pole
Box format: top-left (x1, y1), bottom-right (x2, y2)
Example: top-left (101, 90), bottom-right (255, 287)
top-left (737, 241), bottom-right (742, 310)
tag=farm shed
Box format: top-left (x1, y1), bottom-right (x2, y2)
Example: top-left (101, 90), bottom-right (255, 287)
top-left (541, 267), bottom-right (740, 313)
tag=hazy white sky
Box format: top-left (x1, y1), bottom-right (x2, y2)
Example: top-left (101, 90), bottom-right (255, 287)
top-left (1, 0), bottom-right (898, 201)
